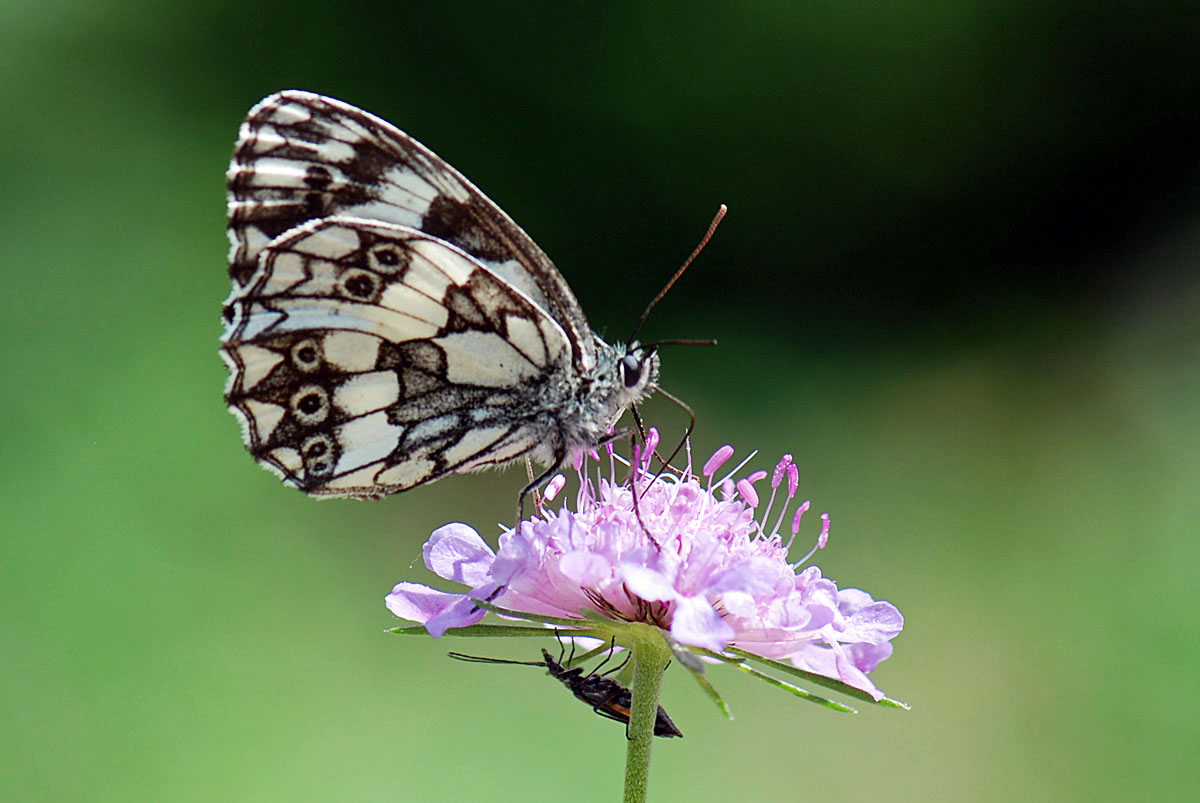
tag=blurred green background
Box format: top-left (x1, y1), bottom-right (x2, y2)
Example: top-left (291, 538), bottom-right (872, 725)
top-left (4, 1), bottom-right (1199, 800)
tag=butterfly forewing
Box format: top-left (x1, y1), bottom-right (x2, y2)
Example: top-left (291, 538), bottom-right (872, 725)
top-left (226, 90), bottom-right (593, 369)
top-left (222, 91), bottom-right (662, 500)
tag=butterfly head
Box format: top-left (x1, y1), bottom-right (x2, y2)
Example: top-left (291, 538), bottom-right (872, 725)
top-left (615, 341), bottom-right (660, 407)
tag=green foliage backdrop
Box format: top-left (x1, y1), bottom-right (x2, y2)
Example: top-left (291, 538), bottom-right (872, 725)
top-left (4, 1), bottom-right (1199, 800)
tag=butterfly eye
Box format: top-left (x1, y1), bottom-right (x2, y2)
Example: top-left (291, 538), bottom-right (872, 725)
top-left (620, 354), bottom-right (643, 388)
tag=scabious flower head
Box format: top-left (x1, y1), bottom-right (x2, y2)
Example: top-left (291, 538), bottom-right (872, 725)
top-left (386, 436), bottom-right (903, 700)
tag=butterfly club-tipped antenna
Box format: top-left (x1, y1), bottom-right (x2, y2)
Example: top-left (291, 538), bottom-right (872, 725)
top-left (620, 204), bottom-right (726, 413)
top-left (627, 203), bottom-right (727, 345)
top-left (625, 205), bottom-right (725, 470)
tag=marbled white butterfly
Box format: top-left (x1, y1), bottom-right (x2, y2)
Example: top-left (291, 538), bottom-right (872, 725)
top-left (220, 91), bottom-right (668, 503)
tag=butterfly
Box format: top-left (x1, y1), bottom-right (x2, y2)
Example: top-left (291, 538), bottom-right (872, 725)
top-left (220, 91), bottom-right (669, 505)
top-left (448, 640), bottom-right (683, 739)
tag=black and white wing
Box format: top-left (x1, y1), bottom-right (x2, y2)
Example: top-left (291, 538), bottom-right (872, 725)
top-left (221, 91), bottom-right (662, 500)
top-left (221, 217), bottom-right (575, 497)
top-left (225, 90), bottom-right (594, 370)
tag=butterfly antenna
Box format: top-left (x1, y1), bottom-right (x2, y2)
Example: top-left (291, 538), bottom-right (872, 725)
top-left (629, 204), bottom-right (727, 342)
top-left (639, 338), bottom-right (718, 349)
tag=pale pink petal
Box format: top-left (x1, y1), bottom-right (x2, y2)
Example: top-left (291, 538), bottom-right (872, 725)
top-left (837, 599), bottom-right (905, 643)
top-left (384, 582), bottom-right (464, 623)
top-left (619, 564), bottom-right (679, 602)
top-left (718, 590), bottom-right (757, 619)
top-left (764, 596), bottom-right (815, 630)
top-left (559, 550), bottom-right (613, 586)
top-left (424, 523), bottom-right (495, 585)
top-left (671, 596), bottom-right (735, 651)
top-left (423, 593), bottom-right (490, 638)
top-left (829, 639), bottom-right (884, 700)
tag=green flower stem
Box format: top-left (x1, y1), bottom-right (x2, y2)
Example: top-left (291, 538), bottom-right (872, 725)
top-left (623, 624), bottom-right (672, 803)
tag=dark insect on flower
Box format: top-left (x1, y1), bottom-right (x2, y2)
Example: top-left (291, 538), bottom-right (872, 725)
top-left (448, 642), bottom-right (683, 739)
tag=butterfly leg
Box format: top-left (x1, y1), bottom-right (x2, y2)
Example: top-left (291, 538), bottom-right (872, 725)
top-left (594, 426), bottom-right (634, 451)
top-left (515, 450), bottom-right (566, 525)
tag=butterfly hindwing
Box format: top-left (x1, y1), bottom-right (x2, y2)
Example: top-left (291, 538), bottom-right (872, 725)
top-left (226, 90), bottom-right (594, 370)
top-left (222, 217), bottom-right (574, 497)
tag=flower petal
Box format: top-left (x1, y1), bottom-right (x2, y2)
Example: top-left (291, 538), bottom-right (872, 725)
top-left (559, 549), bottom-right (613, 586)
top-left (835, 589), bottom-right (905, 643)
top-left (423, 591), bottom-right (492, 638)
top-left (829, 640), bottom-right (884, 700)
top-left (844, 601), bottom-right (904, 642)
top-left (620, 564), bottom-right (678, 602)
top-left (424, 523), bottom-right (495, 585)
top-left (711, 556), bottom-right (789, 597)
top-left (847, 641), bottom-right (894, 674)
top-left (671, 595), bottom-right (735, 651)
top-left (385, 582), bottom-right (463, 623)
top-left (764, 596), bottom-right (815, 630)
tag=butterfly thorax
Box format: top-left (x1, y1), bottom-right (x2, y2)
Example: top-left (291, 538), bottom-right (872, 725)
top-left (547, 338), bottom-right (659, 461)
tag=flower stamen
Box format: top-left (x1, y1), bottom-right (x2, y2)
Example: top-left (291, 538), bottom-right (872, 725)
top-left (703, 444), bottom-right (735, 481)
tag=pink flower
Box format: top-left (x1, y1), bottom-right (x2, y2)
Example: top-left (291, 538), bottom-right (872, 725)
top-left (386, 438), bottom-right (903, 700)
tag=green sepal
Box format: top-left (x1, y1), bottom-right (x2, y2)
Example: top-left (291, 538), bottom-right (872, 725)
top-left (387, 622), bottom-right (554, 638)
top-left (683, 661), bottom-right (734, 719)
top-left (735, 662), bottom-right (857, 713)
top-left (726, 646), bottom-right (910, 710)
